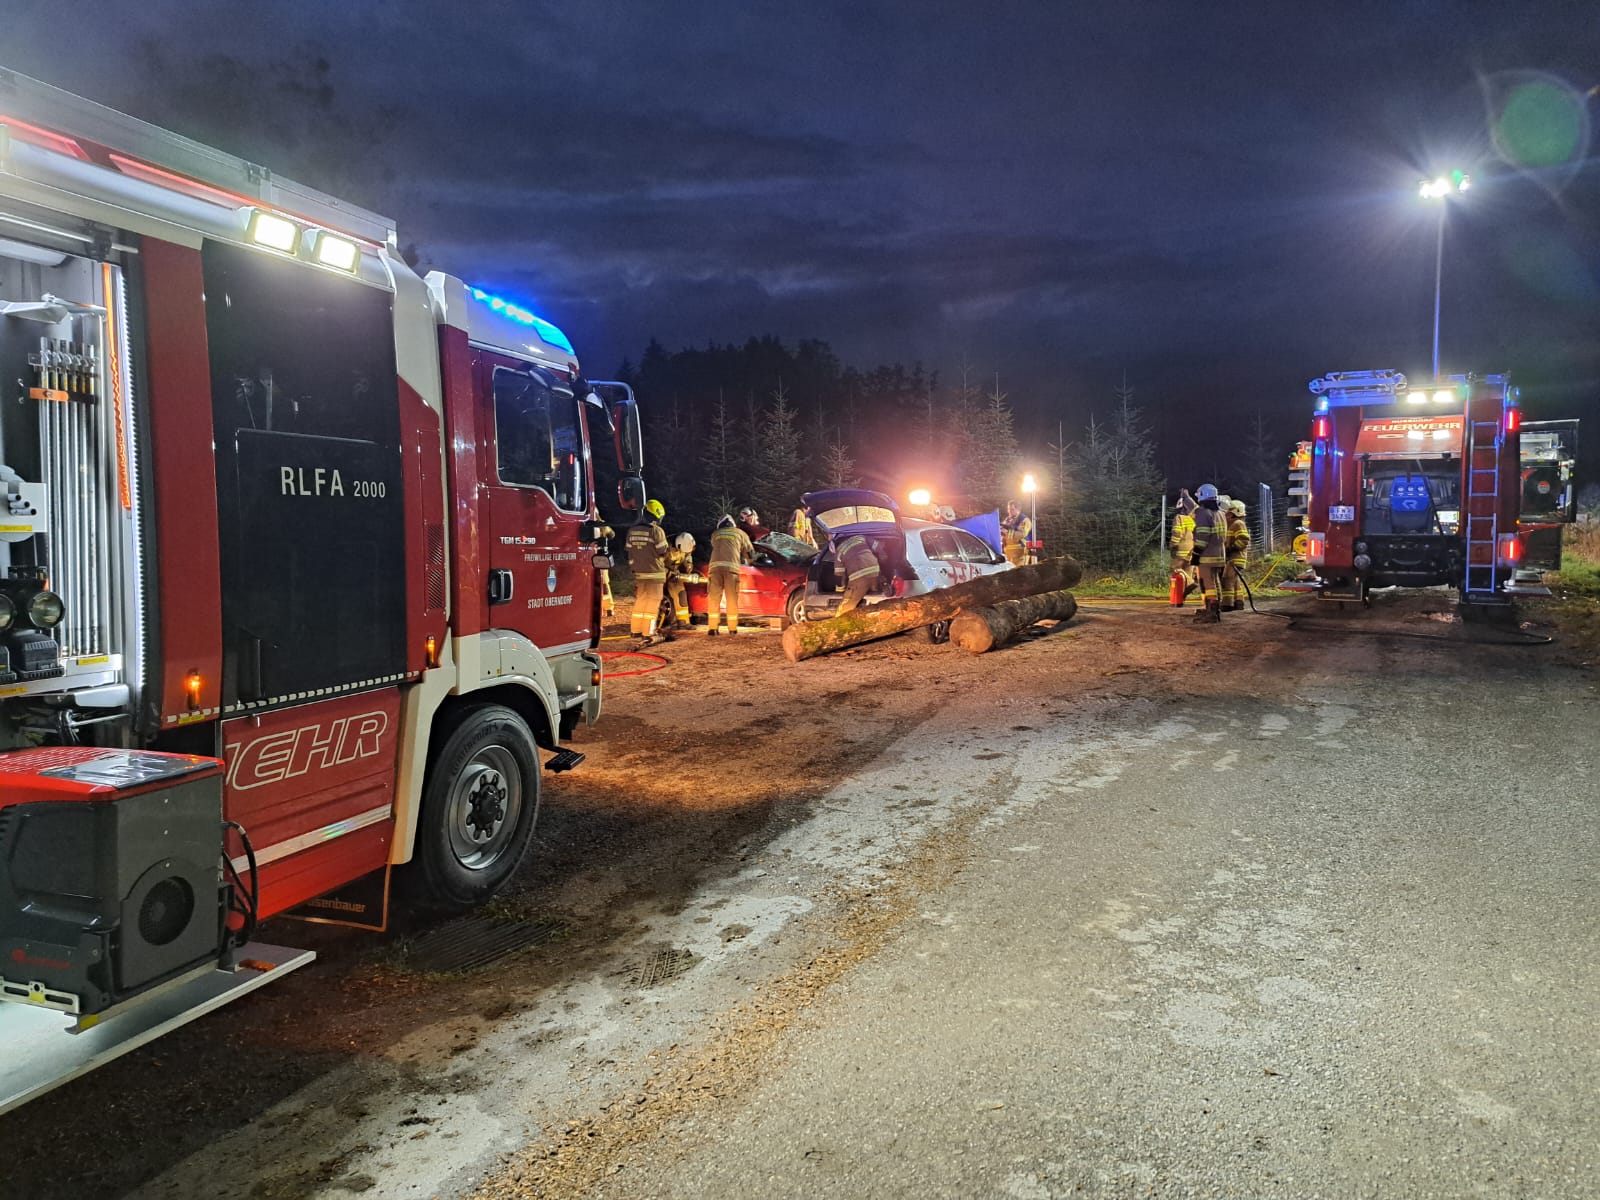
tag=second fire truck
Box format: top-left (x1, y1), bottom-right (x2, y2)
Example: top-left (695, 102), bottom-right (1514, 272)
top-left (1293, 369), bottom-right (1577, 607)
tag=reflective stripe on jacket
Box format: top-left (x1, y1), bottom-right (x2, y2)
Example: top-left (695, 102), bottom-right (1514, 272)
top-left (1191, 502), bottom-right (1227, 566)
top-left (710, 526), bottom-right (754, 567)
top-left (1169, 513), bottom-right (1195, 555)
top-left (626, 521), bottom-right (669, 577)
top-left (1225, 516), bottom-right (1251, 563)
top-left (837, 534), bottom-right (880, 583)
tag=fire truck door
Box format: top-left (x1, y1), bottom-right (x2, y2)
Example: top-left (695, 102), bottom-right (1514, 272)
top-left (479, 360), bottom-right (593, 652)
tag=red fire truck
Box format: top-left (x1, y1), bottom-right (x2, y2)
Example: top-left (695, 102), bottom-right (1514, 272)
top-left (1294, 369), bottom-right (1576, 609)
top-left (0, 70), bottom-right (645, 1109)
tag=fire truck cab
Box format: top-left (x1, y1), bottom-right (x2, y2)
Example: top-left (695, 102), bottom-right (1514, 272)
top-left (1297, 369), bottom-right (1571, 609)
top-left (0, 70), bottom-right (644, 1110)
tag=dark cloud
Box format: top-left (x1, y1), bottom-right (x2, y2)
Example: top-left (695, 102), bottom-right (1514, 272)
top-left (5, 0), bottom-right (1599, 465)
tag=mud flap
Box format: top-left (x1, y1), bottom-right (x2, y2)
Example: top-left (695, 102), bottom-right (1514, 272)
top-left (282, 865), bottom-right (392, 932)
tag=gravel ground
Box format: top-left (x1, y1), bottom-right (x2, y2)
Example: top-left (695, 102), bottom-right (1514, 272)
top-left (3, 590), bottom-right (1595, 1200)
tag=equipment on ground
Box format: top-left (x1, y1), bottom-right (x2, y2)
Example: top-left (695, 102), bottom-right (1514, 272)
top-left (1291, 370), bottom-right (1578, 613)
top-left (0, 69), bottom-right (647, 1110)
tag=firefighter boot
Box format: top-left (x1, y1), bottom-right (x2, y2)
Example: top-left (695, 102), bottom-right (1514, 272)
top-left (1192, 599), bottom-right (1221, 624)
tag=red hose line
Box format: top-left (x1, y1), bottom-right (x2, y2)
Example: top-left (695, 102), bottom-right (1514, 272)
top-left (598, 649), bottom-right (670, 677)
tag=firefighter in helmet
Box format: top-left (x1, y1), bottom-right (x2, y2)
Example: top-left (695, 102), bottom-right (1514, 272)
top-left (626, 499), bottom-right (672, 639)
top-left (833, 531), bottom-right (882, 616)
top-left (706, 515), bottom-right (754, 635)
top-left (666, 531), bottom-right (697, 628)
top-left (1001, 500), bottom-right (1033, 566)
top-left (738, 506), bottom-right (770, 543)
top-left (1222, 499), bottom-right (1251, 611)
top-left (1188, 484), bottom-right (1228, 624)
top-left (1168, 488), bottom-right (1197, 605)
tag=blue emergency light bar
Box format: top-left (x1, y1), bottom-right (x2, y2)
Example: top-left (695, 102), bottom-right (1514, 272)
top-left (467, 287), bottom-right (575, 353)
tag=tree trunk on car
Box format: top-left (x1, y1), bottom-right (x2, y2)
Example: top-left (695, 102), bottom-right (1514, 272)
top-left (950, 590), bottom-right (1078, 654)
top-left (782, 557), bottom-right (1083, 662)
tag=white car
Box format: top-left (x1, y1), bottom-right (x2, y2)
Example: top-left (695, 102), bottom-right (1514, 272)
top-left (801, 488), bottom-right (1012, 640)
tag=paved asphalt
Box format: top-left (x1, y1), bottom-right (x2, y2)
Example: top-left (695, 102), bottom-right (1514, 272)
top-left (603, 618), bottom-right (1599, 1199)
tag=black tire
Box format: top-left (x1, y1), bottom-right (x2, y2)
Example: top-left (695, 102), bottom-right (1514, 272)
top-left (405, 704), bottom-right (541, 911)
top-left (917, 619), bottom-right (951, 644)
top-left (781, 587), bottom-right (806, 630)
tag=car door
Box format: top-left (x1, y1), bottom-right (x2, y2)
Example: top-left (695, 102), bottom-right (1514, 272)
top-left (479, 356), bottom-right (594, 653)
top-left (953, 529), bottom-right (1010, 580)
top-left (916, 528), bottom-right (965, 590)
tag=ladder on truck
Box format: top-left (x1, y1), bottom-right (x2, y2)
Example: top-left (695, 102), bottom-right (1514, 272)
top-left (1462, 417), bottom-right (1502, 597)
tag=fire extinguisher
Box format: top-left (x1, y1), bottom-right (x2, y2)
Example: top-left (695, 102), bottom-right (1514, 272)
top-left (1169, 569), bottom-right (1187, 606)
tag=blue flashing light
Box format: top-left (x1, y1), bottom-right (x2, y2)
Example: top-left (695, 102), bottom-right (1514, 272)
top-left (467, 287), bottom-right (574, 353)
top-left (530, 316), bottom-right (574, 354)
top-left (1315, 398), bottom-right (1329, 414)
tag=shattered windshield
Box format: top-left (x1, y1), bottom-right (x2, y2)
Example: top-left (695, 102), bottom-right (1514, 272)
top-left (755, 532), bottom-right (818, 562)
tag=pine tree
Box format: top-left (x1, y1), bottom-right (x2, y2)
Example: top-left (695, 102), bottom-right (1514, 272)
top-left (752, 383), bottom-right (805, 529)
top-left (1063, 376), bottom-right (1163, 570)
top-left (821, 441), bottom-right (858, 488)
top-left (959, 373), bottom-right (1020, 514)
top-left (696, 389), bottom-right (736, 527)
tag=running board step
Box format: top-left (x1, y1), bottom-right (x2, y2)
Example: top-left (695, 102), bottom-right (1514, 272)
top-left (545, 749), bottom-right (586, 773)
top-left (0, 942), bottom-right (314, 1116)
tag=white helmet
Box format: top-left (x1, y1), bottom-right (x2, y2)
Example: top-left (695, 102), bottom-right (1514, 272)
top-left (674, 532), bottom-right (695, 552)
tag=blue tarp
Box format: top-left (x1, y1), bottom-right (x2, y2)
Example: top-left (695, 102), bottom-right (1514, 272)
top-left (953, 510), bottom-right (1004, 555)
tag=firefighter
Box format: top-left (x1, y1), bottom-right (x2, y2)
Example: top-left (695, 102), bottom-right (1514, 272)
top-left (833, 531), bottom-right (882, 616)
top-left (595, 520), bottom-right (618, 618)
top-left (1000, 500), bottom-right (1033, 566)
top-left (1188, 483), bottom-right (1228, 624)
top-left (626, 499), bottom-right (671, 639)
top-left (706, 515), bottom-right (754, 635)
top-left (1168, 489), bottom-right (1197, 605)
top-left (790, 506), bottom-right (817, 547)
top-left (1223, 498), bottom-right (1251, 611)
top-left (738, 506), bottom-right (770, 543)
top-left (666, 532), bottom-right (696, 627)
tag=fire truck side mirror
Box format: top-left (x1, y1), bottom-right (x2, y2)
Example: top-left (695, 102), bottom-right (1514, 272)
top-left (617, 475), bottom-right (647, 514)
top-left (612, 397), bottom-right (643, 475)
top-left (583, 380), bottom-right (645, 475)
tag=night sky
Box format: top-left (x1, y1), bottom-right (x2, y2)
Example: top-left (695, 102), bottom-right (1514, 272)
top-left (8, 1), bottom-right (1600, 475)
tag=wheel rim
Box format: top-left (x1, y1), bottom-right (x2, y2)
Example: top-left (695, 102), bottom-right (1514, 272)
top-left (445, 745), bottom-right (523, 871)
top-left (788, 590), bottom-right (806, 624)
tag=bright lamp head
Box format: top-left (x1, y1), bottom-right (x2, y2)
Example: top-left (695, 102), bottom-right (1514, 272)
top-left (244, 208), bottom-right (301, 253)
top-left (311, 231), bottom-right (360, 272)
top-left (0, 594), bottom-right (13, 632)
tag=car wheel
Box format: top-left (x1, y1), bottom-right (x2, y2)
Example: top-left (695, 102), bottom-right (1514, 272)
top-left (404, 704), bottom-right (541, 911)
top-left (917, 619), bottom-right (951, 644)
top-left (782, 587), bottom-right (806, 630)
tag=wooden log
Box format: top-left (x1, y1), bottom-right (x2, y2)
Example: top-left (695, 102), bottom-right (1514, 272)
top-left (950, 590), bottom-right (1078, 654)
top-left (782, 556), bottom-right (1083, 662)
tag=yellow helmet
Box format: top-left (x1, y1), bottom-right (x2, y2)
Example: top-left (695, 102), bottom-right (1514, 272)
top-left (646, 499), bottom-right (665, 520)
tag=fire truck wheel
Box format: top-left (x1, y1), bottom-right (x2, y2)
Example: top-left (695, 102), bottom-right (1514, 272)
top-left (410, 704), bottom-right (541, 910)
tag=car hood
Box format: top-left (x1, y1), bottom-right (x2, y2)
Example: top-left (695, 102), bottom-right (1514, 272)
top-left (803, 488), bottom-right (902, 537)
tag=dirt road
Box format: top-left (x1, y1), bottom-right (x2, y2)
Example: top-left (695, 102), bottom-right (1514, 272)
top-left (4, 593), bottom-right (1594, 1199)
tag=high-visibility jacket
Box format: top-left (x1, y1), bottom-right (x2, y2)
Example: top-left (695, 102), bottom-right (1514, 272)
top-left (790, 509), bottom-right (816, 547)
top-left (1225, 515), bottom-right (1251, 565)
top-left (709, 525), bottom-right (754, 568)
top-left (1191, 501), bottom-right (1227, 566)
top-left (1001, 513), bottom-right (1033, 546)
top-left (1169, 512), bottom-right (1195, 557)
top-left (836, 534), bottom-right (881, 583)
top-left (626, 520), bottom-right (670, 578)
